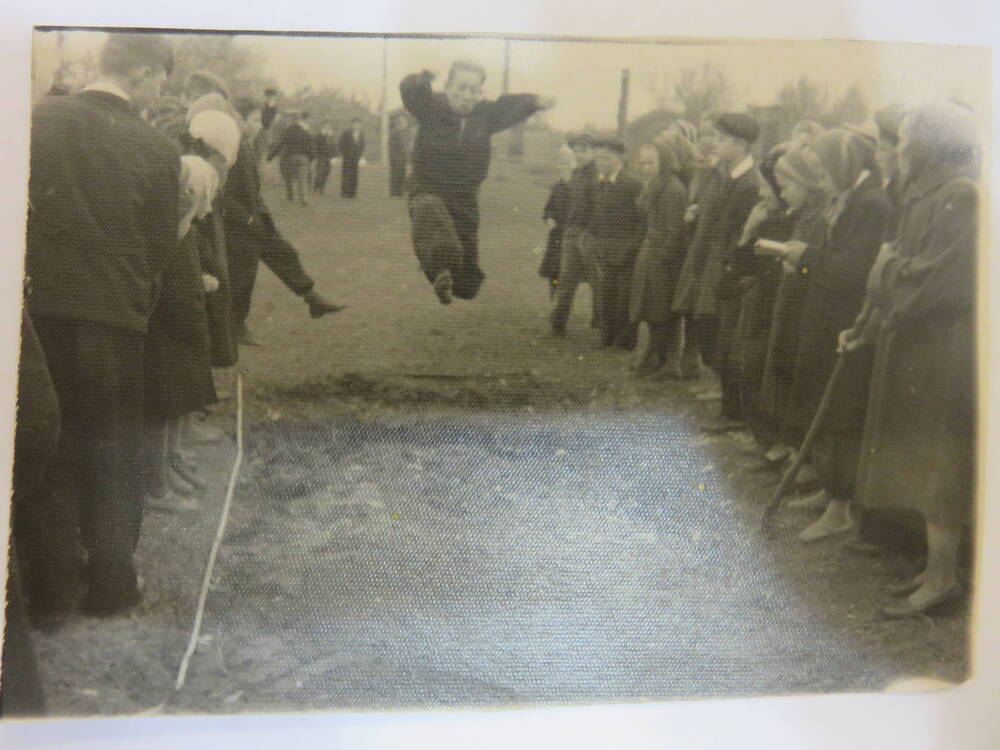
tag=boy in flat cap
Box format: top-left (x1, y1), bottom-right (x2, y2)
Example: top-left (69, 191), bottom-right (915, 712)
top-left (550, 131), bottom-right (602, 335)
top-left (672, 112), bottom-right (761, 423)
top-left (401, 61), bottom-right (554, 304)
top-left (589, 137), bottom-right (646, 348)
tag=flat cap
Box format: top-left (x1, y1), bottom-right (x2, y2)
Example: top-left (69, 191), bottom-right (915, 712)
top-left (715, 112), bottom-right (760, 144)
top-left (592, 136), bottom-right (626, 154)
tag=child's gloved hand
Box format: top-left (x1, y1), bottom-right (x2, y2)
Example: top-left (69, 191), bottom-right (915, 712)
top-left (202, 274), bottom-right (220, 293)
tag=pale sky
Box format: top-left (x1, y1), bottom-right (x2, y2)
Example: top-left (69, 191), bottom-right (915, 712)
top-left (42, 31), bottom-right (990, 131)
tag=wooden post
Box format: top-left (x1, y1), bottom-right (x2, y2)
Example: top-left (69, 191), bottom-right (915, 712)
top-left (379, 37), bottom-right (390, 165)
top-left (504, 39), bottom-right (525, 161)
top-left (617, 68), bottom-right (631, 140)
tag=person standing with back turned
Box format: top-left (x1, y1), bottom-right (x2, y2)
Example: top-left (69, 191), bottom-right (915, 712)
top-left (25, 32), bottom-right (180, 619)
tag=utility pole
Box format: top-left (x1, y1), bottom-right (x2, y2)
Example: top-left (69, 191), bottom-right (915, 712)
top-left (504, 38), bottom-right (525, 161)
top-left (617, 68), bottom-right (631, 140)
top-left (380, 37), bottom-right (390, 165)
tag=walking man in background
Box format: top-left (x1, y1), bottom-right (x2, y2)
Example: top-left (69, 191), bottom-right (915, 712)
top-left (268, 110), bottom-right (315, 205)
top-left (339, 117), bottom-right (366, 198)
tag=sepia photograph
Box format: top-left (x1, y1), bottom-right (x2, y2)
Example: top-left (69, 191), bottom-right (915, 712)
top-left (0, 24), bottom-right (991, 721)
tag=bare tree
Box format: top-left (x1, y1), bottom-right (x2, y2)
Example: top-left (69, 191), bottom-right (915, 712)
top-left (672, 63), bottom-right (732, 122)
top-left (775, 76), bottom-right (830, 126)
top-left (643, 62), bottom-right (732, 122)
top-left (828, 84), bottom-right (869, 126)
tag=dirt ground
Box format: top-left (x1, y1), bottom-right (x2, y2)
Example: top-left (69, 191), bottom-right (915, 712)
top-left (30, 160), bottom-right (969, 716)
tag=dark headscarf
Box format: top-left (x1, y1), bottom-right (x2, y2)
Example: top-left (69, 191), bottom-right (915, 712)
top-left (759, 140), bottom-right (793, 207)
top-left (810, 128), bottom-right (878, 225)
top-left (901, 99), bottom-right (979, 182)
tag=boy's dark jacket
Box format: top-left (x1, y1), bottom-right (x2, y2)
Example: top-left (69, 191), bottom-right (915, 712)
top-left (400, 71), bottom-right (541, 203)
top-left (26, 90), bottom-right (180, 334)
top-left (588, 170), bottom-right (646, 268)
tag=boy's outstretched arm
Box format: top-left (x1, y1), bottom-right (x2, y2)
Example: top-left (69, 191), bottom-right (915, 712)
top-left (400, 70), bottom-right (438, 122)
top-left (483, 94), bottom-right (555, 134)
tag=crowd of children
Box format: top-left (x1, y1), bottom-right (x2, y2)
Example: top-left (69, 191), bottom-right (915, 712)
top-left (539, 101), bottom-right (979, 620)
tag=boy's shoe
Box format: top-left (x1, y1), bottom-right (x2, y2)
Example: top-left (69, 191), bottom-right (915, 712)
top-left (304, 290), bottom-right (346, 319)
top-left (433, 270), bottom-right (453, 305)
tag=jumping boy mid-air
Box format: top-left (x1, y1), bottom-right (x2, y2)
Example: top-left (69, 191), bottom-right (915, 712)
top-left (401, 61), bottom-right (555, 304)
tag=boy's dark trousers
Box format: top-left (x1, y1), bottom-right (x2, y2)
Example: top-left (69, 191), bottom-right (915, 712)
top-left (550, 226), bottom-right (600, 332)
top-left (314, 158), bottom-right (332, 194)
top-left (226, 213), bottom-right (316, 327)
top-left (409, 192), bottom-right (484, 299)
top-left (597, 259), bottom-right (637, 348)
top-left (30, 315), bottom-right (146, 613)
top-left (341, 158), bottom-right (360, 198)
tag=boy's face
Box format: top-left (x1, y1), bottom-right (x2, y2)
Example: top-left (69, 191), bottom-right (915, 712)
top-left (594, 148), bottom-right (621, 177)
top-left (776, 172), bottom-right (807, 210)
top-left (698, 123), bottom-right (718, 157)
top-left (445, 70), bottom-right (484, 116)
top-left (638, 146), bottom-right (660, 182)
top-left (896, 116), bottom-right (916, 182)
top-left (715, 133), bottom-right (747, 168)
top-left (571, 144), bottom-right (594, 164)
top-left (874, 136), bottom-right (898, 182)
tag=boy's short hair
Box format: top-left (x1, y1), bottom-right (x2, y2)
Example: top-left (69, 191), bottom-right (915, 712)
top-left (715, 112), bottom-right (760, 145)
top-left (593, 137), bottom-right (626, 155)
top-left (98, 32), bottom-right (175, 78)
top-left (351, 117), bottom-right (363, 124)
top-left (566, 131), bottom-right (594, 148)
top-left (447, 59), bottom-right (487, 85)
top-left (185, 70), bottom-right (229, 100)
top-left (264, 87), bottom-right (278, 97)
top-left (300, 111), bottom-right (311, 120)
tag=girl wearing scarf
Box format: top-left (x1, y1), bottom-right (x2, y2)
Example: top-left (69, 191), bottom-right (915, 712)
top-left (848, 100), bottom-right (979, 617)
top-left (784, 130), bottom-right (891, 542)
top-left (728, 143), bottom-right (799, 442)
top-left (628, 139), bottom-right (689, 376)
top-left (757, 143), bottom-right (830, 464)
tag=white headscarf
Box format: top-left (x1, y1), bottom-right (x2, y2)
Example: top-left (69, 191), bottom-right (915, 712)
top-left (189, 109), bottom-right (242, 169)
top-left (178, 154), bottom-right (220, 240)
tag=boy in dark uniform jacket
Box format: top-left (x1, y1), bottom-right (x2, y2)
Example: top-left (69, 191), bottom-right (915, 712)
top-left (401, 61), bottom-right (554, 303)
top-left (589, 138), bottom-right (646, 348)
top-left (25, 33), bottom-right (179, 619)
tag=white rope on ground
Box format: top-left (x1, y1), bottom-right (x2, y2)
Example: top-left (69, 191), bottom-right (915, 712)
top-left (173, 370), bottom-right (244, 693)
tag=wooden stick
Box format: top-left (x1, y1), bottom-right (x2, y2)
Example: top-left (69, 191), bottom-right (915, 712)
top-left (761, 354), bottom-right (846, 530)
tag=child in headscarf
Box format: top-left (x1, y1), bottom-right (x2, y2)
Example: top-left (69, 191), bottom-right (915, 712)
top-left (758, 142), bottom-right (830, 465)
top-left (848, 100), bottom-right (979, 617)
top-left (783, 130), bottom-right (891, 541)
top-left (728, 143), bottom-right (799, 442)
